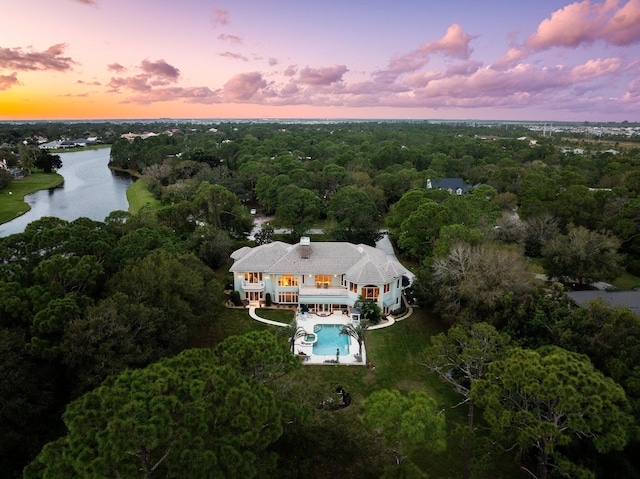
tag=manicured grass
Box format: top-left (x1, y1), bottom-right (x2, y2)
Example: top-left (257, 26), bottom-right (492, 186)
top-left (0, 172), bottom-right (63, 224)
top-left (189, 306), bottom-right (271, 349)
top-left (612, 271), bottom-right (640, 291)
top-left (256, 307), bottom-right (296, 323)
top-left (126, 179), bottom-right (160, 214)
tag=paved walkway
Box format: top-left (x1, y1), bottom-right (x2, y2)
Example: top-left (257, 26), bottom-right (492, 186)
top-left (248, 307), bottom-right (289, 327)
top-left (248, 304), bottom-right (413, 329)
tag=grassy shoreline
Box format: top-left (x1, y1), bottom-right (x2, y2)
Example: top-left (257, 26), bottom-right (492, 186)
top-left (126, 178), bottom-right (160, 214)
top-left (0, 172), bottom-right (64, 224)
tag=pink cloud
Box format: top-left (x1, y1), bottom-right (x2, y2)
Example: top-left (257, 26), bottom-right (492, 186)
top-left (297, 65), bottom-right (348, 85)
top-left (0, 72), bottom-right (19, 90)
top-left (0, 44), bottom-right (76, 72)
top-left (494, 46), bottom-right (531, 69)
top-left (284, 65), bottom-right (297, 76)
top-left (108, 59), bottom-right (180, 93)
top-left (108, 76), bottom-right (152, 93)
top-left (422, 24), bottom-right (476, 58)
top-left (77, 79), bottom-right (101, 86)
top-left (604, 0), bottom-right (640, 45)
top-left (140, 59), bottom-right (180, 80)
top-left (625, 77), bottom-right (640, 97)
top-left (107, 62), bottom-right (127, 73)
top-left (218, 34), bottom-right (242, 44)
top-left (246, 51), bottom-right (630, 115)
top-left (526, 0), bottom-right (640, 50)
top-left (125, 86), bottom-right (222, 105)
top-left (220, 51), bottom-right (249, 62)
top-left (71, 0), bottom-right (97, 5)
top-left (223, 72), bottom-right (267, 101)
top-left (211, 7), bottom-right (229, 28)
top-left (268, 57), bottom-right (279, 67)
top-left (570, 57), bottom-right (621, 79)
top-left (377, 24), bottom-right (476, 80)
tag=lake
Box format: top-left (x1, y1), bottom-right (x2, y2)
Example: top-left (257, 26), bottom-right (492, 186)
top-left (0, 148), bottom-right (134, 237)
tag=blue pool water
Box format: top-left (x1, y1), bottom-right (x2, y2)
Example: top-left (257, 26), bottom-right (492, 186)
top-left (313, 324), bottom-right (350, 355)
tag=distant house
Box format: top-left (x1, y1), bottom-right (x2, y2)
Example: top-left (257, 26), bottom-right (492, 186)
top-left (566, 290), bottom-right (640, 316)
top-left (39, 140), bottom-right (62, 149)
top-left (71, 138), bottom-right (94, 147)
top-left (120, 132), bottom-right (140, 141)
top-left (426, 178), bottom-right (473, 195)
top-left (120, 132), bottom-right (158, 141)
top-left (561, 147), bottom-right (585, 155)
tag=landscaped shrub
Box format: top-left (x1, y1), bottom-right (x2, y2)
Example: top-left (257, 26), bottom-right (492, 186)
top-left (627, 260), bottom-right (640, 278)
top-left (230, 290), bottom-right (242, 306)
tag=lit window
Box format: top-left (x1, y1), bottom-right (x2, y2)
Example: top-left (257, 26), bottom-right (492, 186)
top-left (278, 274), bottom-right (298, 286)
top-left (361, 285), bottom-right (379, 300)
top-left (315, 274), bottom-right (331, 286)
top-left (244, 272), bottom-right (262, 283)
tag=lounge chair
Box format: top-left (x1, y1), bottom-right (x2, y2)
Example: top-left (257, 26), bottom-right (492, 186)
top-left (297, 351), bottom-right (310, 361)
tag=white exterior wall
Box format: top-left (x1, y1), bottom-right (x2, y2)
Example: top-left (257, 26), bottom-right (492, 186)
top-left (233, 270), bottom-right (403, 312)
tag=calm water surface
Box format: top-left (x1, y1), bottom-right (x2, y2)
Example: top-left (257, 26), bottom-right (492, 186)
top-left (0, 148), bottom-right (134, 237)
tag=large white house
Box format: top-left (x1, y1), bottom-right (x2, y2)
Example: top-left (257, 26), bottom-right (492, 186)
top-left (229, 237), bottom-right (409, 315)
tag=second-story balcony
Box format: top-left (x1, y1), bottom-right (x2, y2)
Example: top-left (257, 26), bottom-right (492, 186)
top-left (299, 285), bottom-right (349, 302)
top-left (242, 280), bottom-right (265, 291)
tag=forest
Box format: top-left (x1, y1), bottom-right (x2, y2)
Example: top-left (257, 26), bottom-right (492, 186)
top-left (1, 120), bottom-right (640, 479)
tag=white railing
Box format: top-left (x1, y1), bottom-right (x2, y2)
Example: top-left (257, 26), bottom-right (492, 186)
top-left (242, 280), bottom-right (265, 290)
top-left (299, 285), bottom-right (349, 296)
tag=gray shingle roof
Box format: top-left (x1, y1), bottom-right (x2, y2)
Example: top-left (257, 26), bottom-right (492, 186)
top-left (566, 290), bottom-right (640, 315)
top-left (229, 240), bottom-right (407, 284)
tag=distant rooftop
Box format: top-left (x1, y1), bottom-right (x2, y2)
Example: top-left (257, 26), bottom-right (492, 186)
top-left (566, 290), bottom-right (640, 316)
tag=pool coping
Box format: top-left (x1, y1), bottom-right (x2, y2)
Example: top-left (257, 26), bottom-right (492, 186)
top-left (294, 312), bottom-right (366, 365)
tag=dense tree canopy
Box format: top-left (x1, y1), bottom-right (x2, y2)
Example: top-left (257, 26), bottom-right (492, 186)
top-left (472, 346), bottom-right (633, 479)
top-left (25, 348), bottom-right (285, 479)
top-left (362, 389), bottom-right (446, 475)
top-left (423, 323), bottom-right (510, 479)
top-left (429, 242), bottom-right (535, 323)
top-left (34, 150), bottom-right (62, 173)
top-left (542, 225), bottom-right (623, 284)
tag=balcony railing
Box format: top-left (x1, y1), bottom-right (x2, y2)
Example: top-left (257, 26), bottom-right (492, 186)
top-left (299, 285), bottom-right (349, 297)
top-left (242, 280), bottom-right (265, 290)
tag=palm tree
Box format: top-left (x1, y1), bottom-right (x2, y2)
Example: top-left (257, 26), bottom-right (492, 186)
top-left (279, 320), bottom-right (307, 353)
top-left (340, 321), bottom-right (369, 359)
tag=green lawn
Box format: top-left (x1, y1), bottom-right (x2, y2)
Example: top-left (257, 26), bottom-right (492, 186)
top-left (256, 307), bottom-right (296, 323)
top-left (126, 179), bottom-right (160, 214)
top-left (0, 172), bottom-right (63, 224)
top-left (612, 271), bottom-right (640, 291)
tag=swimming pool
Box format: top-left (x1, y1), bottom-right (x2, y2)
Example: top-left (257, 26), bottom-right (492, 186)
top-left (313, 324), bottom-right (350, 355)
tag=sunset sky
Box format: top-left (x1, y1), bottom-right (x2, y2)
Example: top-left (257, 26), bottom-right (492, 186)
top-left (1, 0), bottom-right (639, 121)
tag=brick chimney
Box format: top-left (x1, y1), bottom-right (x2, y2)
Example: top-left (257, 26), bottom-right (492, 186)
top-left (299, 236), bottom-right (310, 259)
